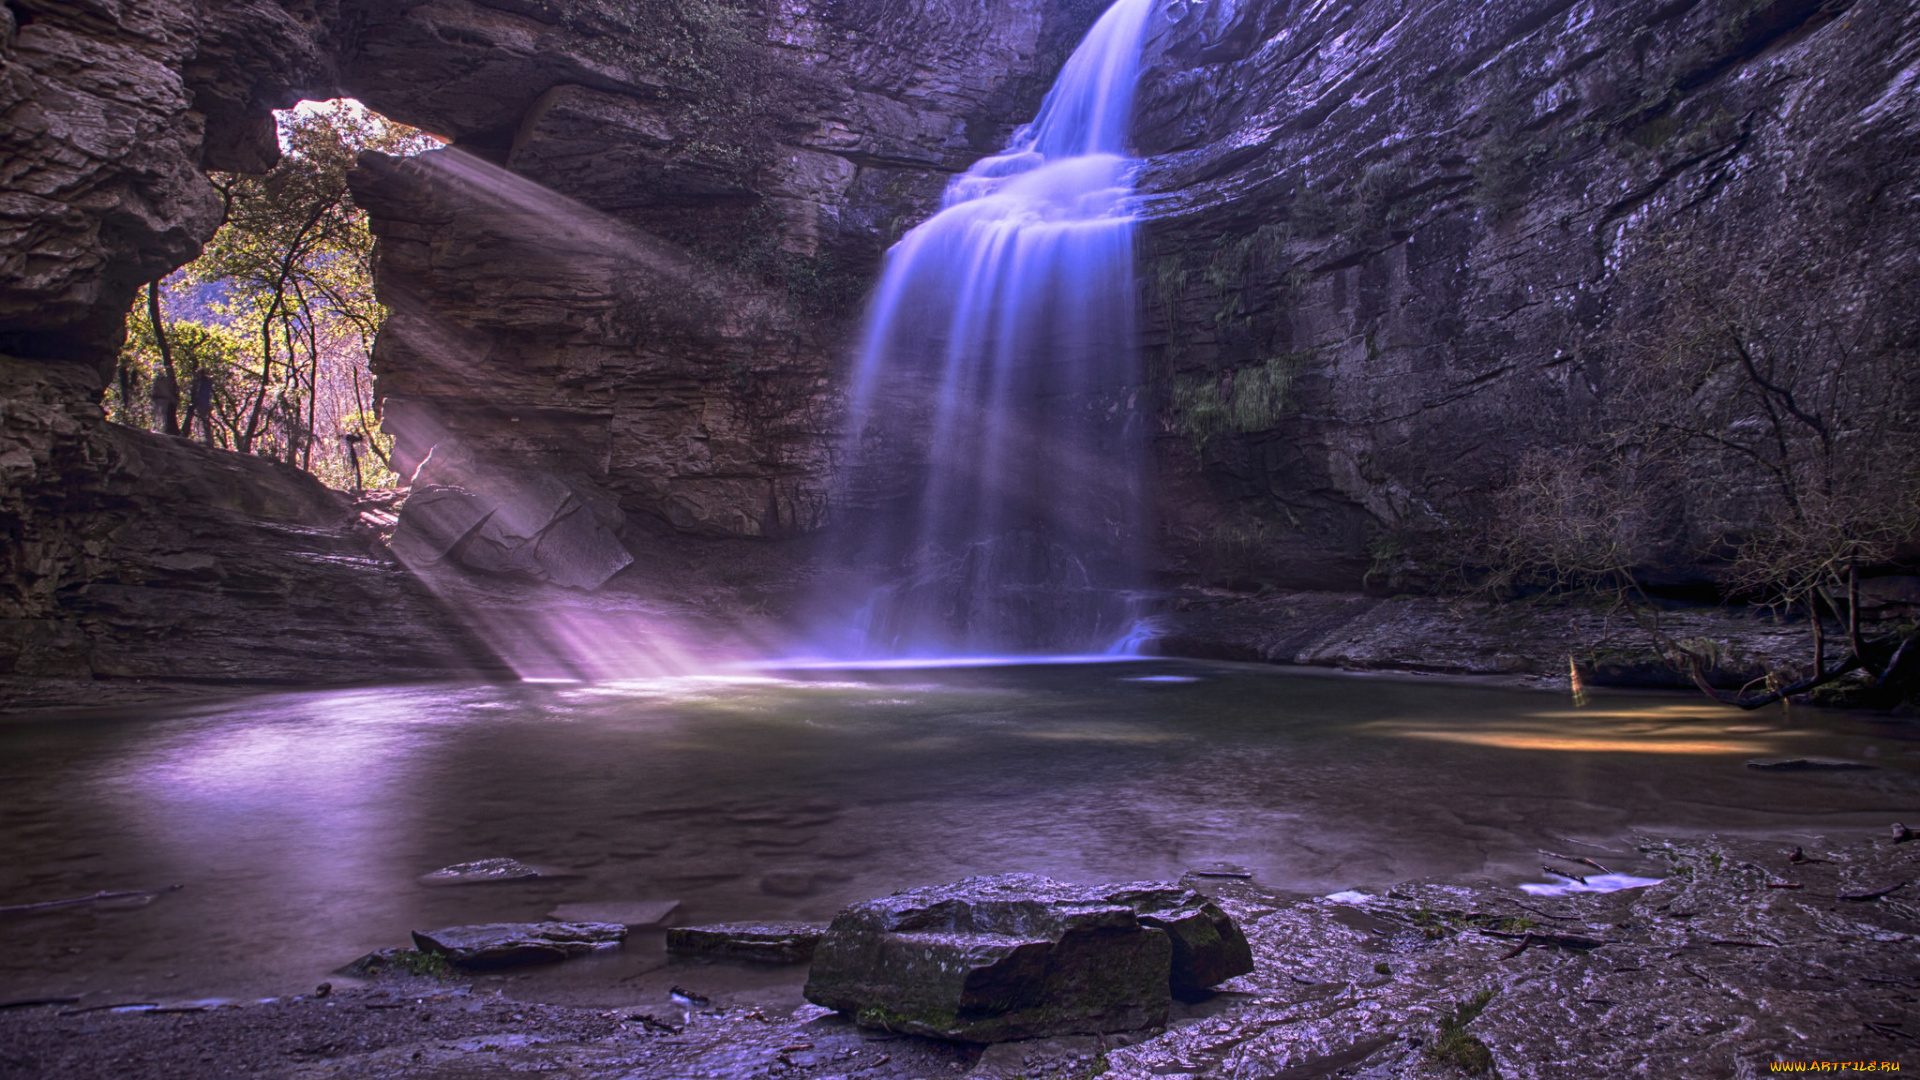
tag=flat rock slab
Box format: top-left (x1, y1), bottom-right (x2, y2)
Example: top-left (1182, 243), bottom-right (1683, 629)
top-left (547, 900), bottom-right (681, 928)
top-left (418, 858), bottom-right (547, 886)
top-left (412, 922), bottom-right (626, 968)
top-left (665, 922), bottom-right (825, 964)
top-left (803, 874), bottom-right (1252, 1042)
top-left (1745, 757), bottom-right (1872, 771)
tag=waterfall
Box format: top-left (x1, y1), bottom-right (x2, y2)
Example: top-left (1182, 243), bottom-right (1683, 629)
top-left (826, 0), bottom-right (1157, 656)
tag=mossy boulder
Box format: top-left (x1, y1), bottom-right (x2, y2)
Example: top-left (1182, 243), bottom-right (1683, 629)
top-left (803, 875), bottom-right (1251, 1042)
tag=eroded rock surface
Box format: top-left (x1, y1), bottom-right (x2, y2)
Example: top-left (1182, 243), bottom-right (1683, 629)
top-left (4, 834), bottom-right (1906, 1078)
top-left (411, 921), bottom-right (626, 969)
top-left (1102, 833), bottom-right (1920, 1079)
top-left (0, 356), bottom-right (505, 710)
top-left (0, 0), bottom-right (335, 364)
top-left (387, 447), bottom-right (633, 590)
top-left (666, 922), bottom-right (826, 964)
top-left (1147, 587), bottom-right (1848, 694)
top-left (1129, 0), bottom-right (1920, 592)
top-left (803, 875), bottom-right (1251, 1041)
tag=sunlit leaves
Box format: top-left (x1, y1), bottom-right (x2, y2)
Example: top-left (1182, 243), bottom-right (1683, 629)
top-left (110, 100), bottom-right (434, 492)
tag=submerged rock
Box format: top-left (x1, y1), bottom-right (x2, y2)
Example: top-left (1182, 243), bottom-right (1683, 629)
top-left (1745, 757), bottom-right (1873, 771)
top-left (802, 875), bottom-right (1251, 1041)
top-left (417, 858), bottom-right (544, 886)
top-left (758, 870), bottom-right (819, 897)
top-left (546, 901), bottom-right (681, 928)
top-left (411, 922), bottom-right (626, 968)
top-left (665, 922), bottom-right (825, 964)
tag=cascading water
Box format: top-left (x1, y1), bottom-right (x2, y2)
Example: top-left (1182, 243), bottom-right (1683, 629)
top-left (825, 0), bottom-right (1157, 657)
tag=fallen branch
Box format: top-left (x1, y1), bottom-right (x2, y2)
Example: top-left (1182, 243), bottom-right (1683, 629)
top-left (0, 885), bottom-right (182, 917)
top-left (1685, 651), bottom-right (1862, 711)
top-left (0, 997), bottom-right (80, 1010)
top-left (1511, 903), bottom-right (1583, 922)
top-left (1840, 881), bottom-right (1909, 902)
top-left (1540, 850), bottom-right (1611, 875)
top-left (1498, 934), bottom-right (1537, 961)
top-left (1481, 928), bottom-right (1613, 956)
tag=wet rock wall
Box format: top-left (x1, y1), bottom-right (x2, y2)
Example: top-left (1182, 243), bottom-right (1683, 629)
top-left (1, 0), bottom-right (1916, 699)
top-left (1130, 0), bottom-right (1920, 591)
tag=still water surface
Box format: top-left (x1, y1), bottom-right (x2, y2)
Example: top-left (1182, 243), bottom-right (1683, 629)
top-left (2, 660), bottom-right (1915, 1005)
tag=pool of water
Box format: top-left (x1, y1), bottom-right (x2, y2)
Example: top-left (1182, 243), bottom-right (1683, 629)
top-left (2, 660), bottom-right (1915, 1007)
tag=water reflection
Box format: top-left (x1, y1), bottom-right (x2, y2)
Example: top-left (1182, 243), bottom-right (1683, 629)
top-left (1, 663), bottom-right (1913, 1005)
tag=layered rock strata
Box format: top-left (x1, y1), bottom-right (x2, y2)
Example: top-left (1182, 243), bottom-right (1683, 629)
top-left (802, 875), bottom-right (1252, 1041)
top-left (3, 0), bottom-right (1916, 701)
top-left (1129, 0), bottom-right (1920, 590)
top-left (0, 355), bottom-right (506, 710)
top-left (411, 921), bottom-right (627, 968)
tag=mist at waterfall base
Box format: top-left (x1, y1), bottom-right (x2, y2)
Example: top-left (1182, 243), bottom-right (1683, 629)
top-left (808, 0), bottom-right (1157, 660)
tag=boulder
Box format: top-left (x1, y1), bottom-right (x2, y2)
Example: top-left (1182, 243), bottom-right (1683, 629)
top-left (386, 447), bottom-right (634, 590)
top-left (665, 922), bottom-right (825, 964)
top-left (411, 922), bottom-right (626, 969)
top-left (1108, 883), bottom-right (1255, 1001)
top-left (802, 875), bottom-right (1252, 1042)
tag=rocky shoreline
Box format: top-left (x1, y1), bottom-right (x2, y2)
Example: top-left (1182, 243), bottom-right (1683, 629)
top-left (2, 831), bottom-right (1911, 1079)
top-left (9, 571), bottom-right (1908, 714)
top-left (1148, 587), bottom-right (1920, 703)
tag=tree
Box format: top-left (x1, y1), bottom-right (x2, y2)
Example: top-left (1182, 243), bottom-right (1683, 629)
top-left (1453, 228), bottom-right (1920, 709)
top-left (107, 99), bottom-right (435, 490)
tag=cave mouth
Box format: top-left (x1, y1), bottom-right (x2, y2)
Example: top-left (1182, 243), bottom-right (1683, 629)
top-left (104, 97), bottom-right (437, 493)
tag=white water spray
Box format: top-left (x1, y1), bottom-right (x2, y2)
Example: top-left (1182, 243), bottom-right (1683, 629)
top-left (831, 0), bottom-right (1158, 656)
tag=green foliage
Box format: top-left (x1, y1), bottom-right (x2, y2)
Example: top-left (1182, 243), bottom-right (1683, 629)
top-left (1351, 161), bottom-right (1413, 232)
top-left (1431, 988), bottom-right (1498, 1075)
top-left (1169, 352), bottom-right (1306, 450)
top-left (341, 947), bottom-right (453, 980)
top-left (1364, 524), bottom-right (1412, 590)
top-left (1472, 90), bottom-right (1554, 219)
top-left (109, 100), bottom-right (430, 490)
top-left (1202, 222), bottom-right (1290, 324)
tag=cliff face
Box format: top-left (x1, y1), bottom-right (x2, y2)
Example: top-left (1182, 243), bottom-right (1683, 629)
top-left (344, 0), bottom-right (1111, 541)
top-left (1, 0), bottom-right (1915, 701)
top-left (0, 353), bottom-right (507, 707)
top-left (0, 0), bottom-right (345, 366)
top-left (1129, 0), bottom-right (1920, 591)
top-left (343, 0), bottom-right (1918, 588)
top-left (0, 0), bottom-right (1106, 699)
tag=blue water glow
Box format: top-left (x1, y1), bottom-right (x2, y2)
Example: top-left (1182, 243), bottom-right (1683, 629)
top-left (824, 0), bottom-right (1158, 658)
